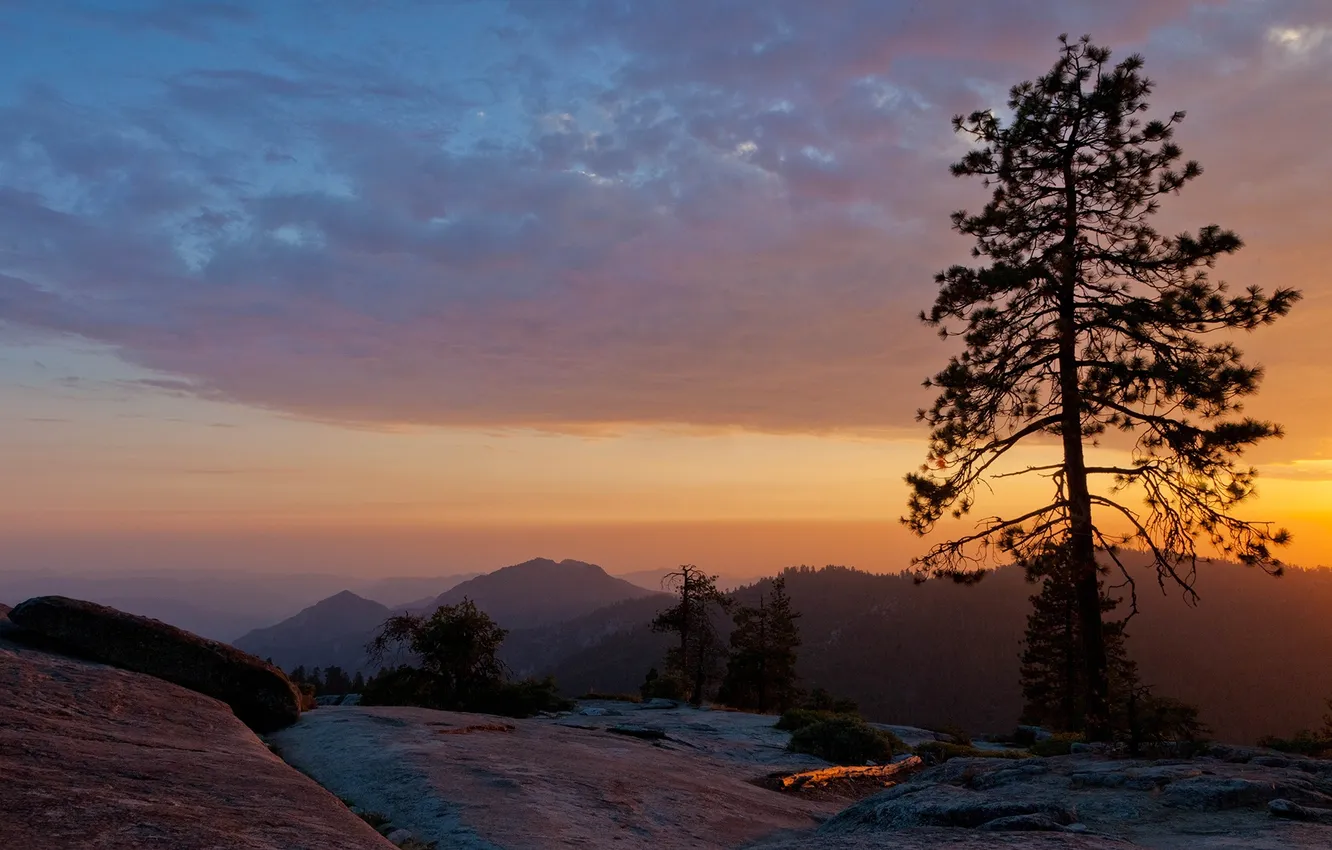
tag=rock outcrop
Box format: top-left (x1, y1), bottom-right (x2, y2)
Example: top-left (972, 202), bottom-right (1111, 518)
top-left (9, 595), bottom-right (300, 732)
top-left (775, 751), bottom-right (1332, 849)
top-left (0, 630), bottom-right (393, 850)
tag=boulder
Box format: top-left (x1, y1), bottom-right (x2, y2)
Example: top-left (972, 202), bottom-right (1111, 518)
top-left (1271, 798), bottom-right (1332, 824)
top-left (9, 596), bottom-right (300, 733)
top-left (0, 633), bottom-right (392, 850)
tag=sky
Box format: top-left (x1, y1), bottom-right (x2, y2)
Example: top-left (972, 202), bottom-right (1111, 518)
top-left (1, 0), bottom-right (1329, 578)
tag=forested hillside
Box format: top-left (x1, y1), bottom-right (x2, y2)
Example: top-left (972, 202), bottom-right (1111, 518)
top-left (542, 560), bottom-right (1332, 743)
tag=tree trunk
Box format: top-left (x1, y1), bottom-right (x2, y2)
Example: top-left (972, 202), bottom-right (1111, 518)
top-left (1060, 134), bottom-right (1110, 741)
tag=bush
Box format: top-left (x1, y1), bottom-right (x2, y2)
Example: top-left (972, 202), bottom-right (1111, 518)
top-left (1257, 730), bottom-right (1332, 758)
top-left (473, 677), bottom-right (574, 718)
top-left (640, 667), bottom-right (684, 701)
top-left (787, 716), bottom-right (904, 765)
top-left (361, 666), bottom-right (443, 708)
top-left (775, 708), bottom-right (842, 732)
top-left (1030, 733), bottom-right (1083, 757)
top-left (361, 668), bottom-right (572, 718)
top-left (1127, 694), bottom-right (1211, 756)
top-left (804, 687), bottom-right (859, 715)
top-left (915, 741), bottom-right (1030, 764)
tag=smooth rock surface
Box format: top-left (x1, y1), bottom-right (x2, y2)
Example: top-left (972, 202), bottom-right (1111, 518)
top-left (9, 595), bottom-right (300, 732)
top-left (0, 631), bottom-right (393, 850)
top-left (270, 701), bottom-right (842, 849)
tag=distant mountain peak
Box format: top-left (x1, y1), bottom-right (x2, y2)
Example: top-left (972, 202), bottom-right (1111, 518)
top-left (426, 557), bottom-right (653, 629)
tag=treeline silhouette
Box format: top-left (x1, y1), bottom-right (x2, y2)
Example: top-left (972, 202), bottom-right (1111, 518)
top-left (537, 559), bottom-right (1332, 743)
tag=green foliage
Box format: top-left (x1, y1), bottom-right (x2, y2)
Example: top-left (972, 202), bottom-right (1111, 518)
top-left (1125, 692), bottom-right (1210, 755)
top-left (360, 665), bottom-right (441, 707)
top-left (368, 598), bottom-right (509, 705)
top-left (717, 576), bottom-right (802, 713)
top-left (362, 602), bottom-right (570, 718)
top-left (472, 677), bottom-right (574, 717)
top-left (1257, 730), bottom-right (1332, 759)
top-left (786, 716), bottom-right (903, 765)
top-left (638, 666), bottom-right (683, 701)
top-left (651, 565), bottom-right (732, 705)
top-left (1021, 543), bottom-right (1138, 733)
top-left (915, 741), bottom-right (1030, 764)
top-left (1029, 733), bottom-right (1084, 757)
top-left (362, 667), bottom-right (571, 718)
top-left (803, 687), bottom-right (859, 715)
top-left (775, 708), bottom-right (842, 732)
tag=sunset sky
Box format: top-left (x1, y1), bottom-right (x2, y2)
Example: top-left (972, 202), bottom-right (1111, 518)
top-left (2, 0), bottom-right (1329, 578)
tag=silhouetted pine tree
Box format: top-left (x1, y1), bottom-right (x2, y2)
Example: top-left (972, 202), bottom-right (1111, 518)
top-left (718, 576), bottom-right (802, 712)
top-left (1020, 544), bottom-right (1135, 732)
top-left (651, 565), bottom-right (732, 705)
top-left (904, 35), bottom-right (1299, 739)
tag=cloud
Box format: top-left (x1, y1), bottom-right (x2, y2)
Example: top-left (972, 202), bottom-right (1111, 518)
top-left (0, 0), bottom-right (1329, 448)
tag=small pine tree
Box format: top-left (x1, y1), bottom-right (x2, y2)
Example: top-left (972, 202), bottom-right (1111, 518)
top-left (1020, 543), bottom-right (1136, 732)
top-left (651, 565), bottom-right (732, 705)
top-left (718, 576), bottom-right (802, 712)
top-left (351, 671), bottom-right (365, 693)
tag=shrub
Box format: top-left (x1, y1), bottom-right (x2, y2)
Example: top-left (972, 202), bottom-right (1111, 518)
top-left (640, 666), bottom-right (684, 701)
top-left (1030, 732), bottom-right (1084, 757)
top-left (1127, 694), bottom-right (1211, 756)
top-left (804, 687), bottom-right (859, 715)
top-left (473, 677), bottom-right (574, 718)
top-left (915, 741), bottom-right (1030, 764)
top-left (1257, 730), bottom-right (1332, 759)
top-left (361, 668), bottom-right (571, 718)
top-left (361, 666), bottom-right (443, 708)
top-left (787, 716), bottom-right (904, 765)
top-left (775, 708), bottom-right (845, 732)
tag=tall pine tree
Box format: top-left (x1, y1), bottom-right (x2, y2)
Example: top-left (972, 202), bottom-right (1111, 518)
top-left (904, 35), bottom-right (1299, 739)
top-left (651, 565), bottom-right (732, 705)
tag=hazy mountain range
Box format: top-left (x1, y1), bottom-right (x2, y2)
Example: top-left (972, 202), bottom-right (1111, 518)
top-left (232, 558), bottom-right (660, 671)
